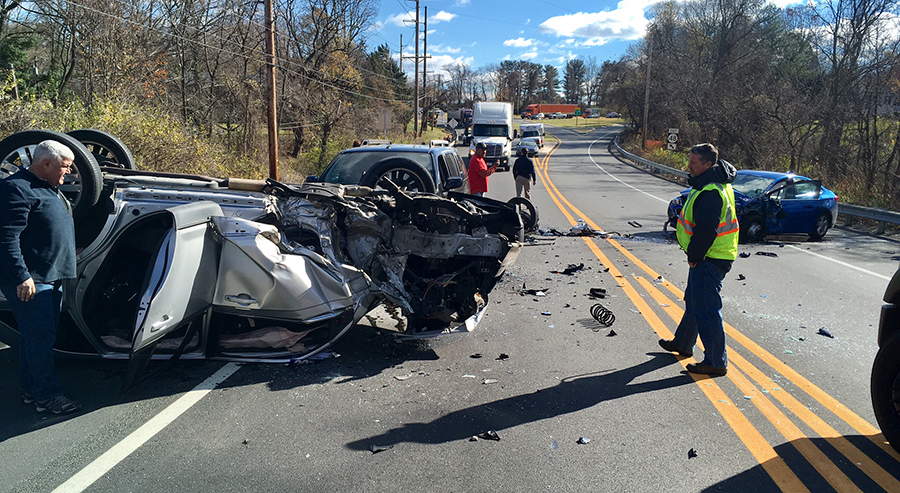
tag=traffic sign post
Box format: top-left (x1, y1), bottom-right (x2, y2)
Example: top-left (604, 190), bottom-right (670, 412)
top-left (667, 128), bottom-right (679, 151)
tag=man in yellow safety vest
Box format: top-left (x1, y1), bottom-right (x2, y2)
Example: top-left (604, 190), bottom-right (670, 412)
top-left (658, 143), bottom-right (738, 376)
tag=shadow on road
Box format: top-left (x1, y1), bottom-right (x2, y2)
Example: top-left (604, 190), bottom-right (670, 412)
top-left (345, 351), bottom-right (690, 450)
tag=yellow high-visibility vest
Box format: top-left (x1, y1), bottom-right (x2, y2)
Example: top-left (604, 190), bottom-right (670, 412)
top-left (676, 183), bottom-right (739, 261)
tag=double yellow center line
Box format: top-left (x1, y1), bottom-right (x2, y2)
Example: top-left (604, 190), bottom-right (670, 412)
top-left (533, 133), bottom-right (900, 492)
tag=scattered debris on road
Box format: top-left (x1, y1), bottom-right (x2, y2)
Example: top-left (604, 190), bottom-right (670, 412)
top-left (478, 430), bottom-right (501, 441)
top-left (755, 251), bottom-right (778, 257)
top-left (497, 353), bottom-right (510, 360)
top-left (628, 221), bottom-right (643, 228)
top-left (739, 252), bottom-right (751, 258)
top-left (521, 288), bottom-right (548, 296)
top-left (817, 327), bottom-right (835, 338)
top-left (591, 303), bottom-right (616, 327)
top-left (607, 329), bottom-right (617, 337)
top-left (737, 274), bottom-right (746, 280)
top-left (688, 448), bottom-right (698, 459)
top-left (483, 379), bottom-right (499, 385)
top-left (470, 353), bottom-right (483, 358)
top-left (577, 437), bottom-right (591, 444)
top-left (370, 444), bottom-right (394, 454)
top-left (589, 287), bottom-right (607, 299)
top-left (552, 263), bottom-right (585, 275)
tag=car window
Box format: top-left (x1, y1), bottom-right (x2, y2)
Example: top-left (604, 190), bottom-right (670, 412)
top-left (732, 174), bottom-right (776, 196)
top-left (452, 154), bottom-right (466, 178)
top-left (437, 154), bottom-right (450, 183)
top-left (320, 151), bottom-right (433, 184)
top-left (793, 180), bottom-right (820, 199)
top-left (473, 124), bottom-right (509, 138)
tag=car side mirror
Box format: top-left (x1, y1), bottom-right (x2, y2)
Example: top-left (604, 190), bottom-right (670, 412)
top-left (445, 177), bottom-right (463, 190)
top-left (305, 175), bottom-right (318, 183)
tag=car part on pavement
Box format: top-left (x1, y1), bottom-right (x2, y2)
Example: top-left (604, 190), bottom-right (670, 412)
top-left (590, 303), bottom-right (615, 327)
top-left (0, 129), bottom-right (103, 219)
top-left (67, 129), bottom-right (136, 170)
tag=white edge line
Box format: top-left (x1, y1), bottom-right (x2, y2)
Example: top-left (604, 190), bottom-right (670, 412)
top-left (585, 133), bottom-right (891, 282)
top-left (587, 135), bottom-right (670, 204)
top-left (53, 362), bottom-right (242, 493)
top-left (785, 244), bottom-right (891, 281)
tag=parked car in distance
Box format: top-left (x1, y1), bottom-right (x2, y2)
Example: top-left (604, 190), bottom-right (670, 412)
top-left (534, 113), bottom-right (545, 120)
top-left (606, 112), bottom-right (620, 118)
top-left (872, 264), bottom-right (900, 453)
top-left (516, 137), bottom-right (540, 157)
top-left (666, 168), bottom-right (839, 241)
top-left (308, 143), bottom-right (469, 194)
top-left (550, 112), bottom-right (565, 119)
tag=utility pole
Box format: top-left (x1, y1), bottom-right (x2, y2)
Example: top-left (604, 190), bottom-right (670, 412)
top-left (399, 34), bottom-right (403, 71)
top-left (421, 6), bottom-right (427, 135)
top-left (264, 0), bottom-right (279, 180)
top-left (413, 0), bottom-right (420, 138)
top-left (642, 33), bottom-right (652, 151)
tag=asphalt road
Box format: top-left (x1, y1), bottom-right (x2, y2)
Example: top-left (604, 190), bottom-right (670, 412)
top-left (2, 125), bottom-right (899, 492)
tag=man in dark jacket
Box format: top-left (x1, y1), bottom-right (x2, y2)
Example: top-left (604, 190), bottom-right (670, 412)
top-left (0, 140), bottom-right (81, 413)
top-left (512, 148), bottom-right (536, 199)
top-left (658, 143), bottom-right (738, 376)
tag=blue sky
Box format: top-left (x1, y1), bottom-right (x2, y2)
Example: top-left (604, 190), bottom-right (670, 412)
top-left (370, 0), bottom-right (798, 78)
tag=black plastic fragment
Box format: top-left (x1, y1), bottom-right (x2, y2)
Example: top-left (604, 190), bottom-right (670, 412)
top-left (479, 430), bottom-right (500, 441)
top-left (737, 274), bottom-right (746, 280)
top-left (470, 353), bottom-right (483, 359)
top-left (739, 252), bottom-right (751, 258)
top-left (576, 437), bottom-right (591, 444)
top-left (606, 329), bottom-right (617, 337)
top-left (755, 251), bottom-right (778, 257)
top-left (589, 287), bottom-right (607, 299)
top-left (688, 448), bottom-right (698, 459)
top-left (553, 263), bottom-right (585, 275)
top-left (497, 353), bottom-right (510, 360)
top-left (817, 327), bottom-right (834, 339)
top-left (370, 444), bottom-right (394, 454)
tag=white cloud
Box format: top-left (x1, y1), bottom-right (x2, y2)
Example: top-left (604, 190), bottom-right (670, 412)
top-left (432, 11), bottom-right (456, 23)
top-left (381, 12), bottom-right (414, 29)
top-left (455, 0), bottom-right (470, 5)
top-left (520, 51), bottom-right (538, 60)
top-left (540, 1), bottom-right (658, 43)
top-left (504, 37), bottom-right (533, 48)
top-left (431, 44), bottom-right (461, 54)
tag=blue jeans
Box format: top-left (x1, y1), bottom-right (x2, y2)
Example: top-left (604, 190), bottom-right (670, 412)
top-left (672, 260), bottom-right (728, 368)
top-left (0, 282), bottom-right (64, 401)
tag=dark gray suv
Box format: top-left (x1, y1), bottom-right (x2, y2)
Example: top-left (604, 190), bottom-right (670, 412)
top-left (308, 143), bottom-right (469, 194)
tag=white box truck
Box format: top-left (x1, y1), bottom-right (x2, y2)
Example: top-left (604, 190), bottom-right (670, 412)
top-left (469, 102), bottom-right (513, 170)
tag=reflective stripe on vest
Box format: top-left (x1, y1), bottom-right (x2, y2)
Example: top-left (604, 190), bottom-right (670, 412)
top-left (676, 183), bottom-right (739, 260)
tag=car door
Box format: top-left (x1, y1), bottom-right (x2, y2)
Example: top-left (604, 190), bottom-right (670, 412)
top-left (123, 201), bottom-right (223, 389)
top-left (776, 179), bottom-right (822, 233)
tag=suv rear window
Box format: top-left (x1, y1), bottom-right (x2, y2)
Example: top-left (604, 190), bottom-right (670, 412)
top-left (320, 151), bottom-right (434, 184)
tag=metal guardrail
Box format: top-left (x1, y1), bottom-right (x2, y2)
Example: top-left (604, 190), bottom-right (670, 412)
top-left (612, 138), bottom-right (899, 234)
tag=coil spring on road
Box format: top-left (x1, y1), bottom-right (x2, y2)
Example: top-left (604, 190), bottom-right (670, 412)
top-left (591, 303), bottom-right (616, 327)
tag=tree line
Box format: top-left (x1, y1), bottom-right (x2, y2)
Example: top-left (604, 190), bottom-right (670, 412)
top-left (1, 0), bottom-right (899, 209)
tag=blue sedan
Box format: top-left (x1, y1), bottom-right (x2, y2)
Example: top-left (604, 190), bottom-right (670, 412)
top-left (666, 169), bottom-right (839, 241)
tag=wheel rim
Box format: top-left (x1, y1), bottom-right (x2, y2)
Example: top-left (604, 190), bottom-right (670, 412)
top-left (815, 215), bottom-right (828, 236)
top-left (1, 144), bottom-right (86, 209)
top-left (80, 142), bottom-right (124, 168)
top-left (379, 168), bottom-right (428, 192)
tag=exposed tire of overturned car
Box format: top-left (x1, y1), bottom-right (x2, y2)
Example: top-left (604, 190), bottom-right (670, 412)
top-left (0, 130), bottom-right (523, 390)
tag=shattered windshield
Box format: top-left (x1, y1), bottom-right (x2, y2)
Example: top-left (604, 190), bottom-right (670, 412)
top-left (732, 174), bottom-right (776, 197)
top-left (319, 151), bottom-right (434, 185)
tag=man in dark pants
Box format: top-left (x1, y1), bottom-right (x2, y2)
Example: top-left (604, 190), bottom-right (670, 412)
top-left (658, 143), bottom-right (738, 376)
top-left (0, 140), bottom-right (81, 413)
top-left (512, 148), bottom-right (536, 199)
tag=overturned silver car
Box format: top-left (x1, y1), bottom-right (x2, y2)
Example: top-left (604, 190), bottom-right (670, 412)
top-left (0, 130), bottom-right (522, 384)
